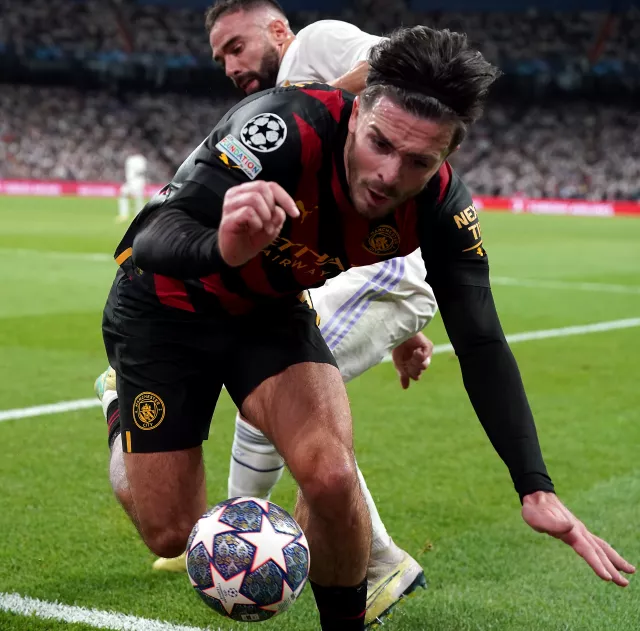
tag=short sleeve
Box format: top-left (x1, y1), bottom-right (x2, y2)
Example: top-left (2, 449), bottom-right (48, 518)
top-left (296, 20), bottom-right (383, 83)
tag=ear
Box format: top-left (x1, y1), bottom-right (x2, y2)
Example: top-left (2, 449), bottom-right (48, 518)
top-left (446, 143), bottom-right (461, 158)
top-left (269, 18), bottom-right (290, 43)
top-left (348, 97), bottom-right (360, 134)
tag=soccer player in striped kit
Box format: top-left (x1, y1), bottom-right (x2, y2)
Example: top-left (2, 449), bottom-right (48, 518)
top-left (157, 1), bottom-right (434, 623)
top-left (94, 1), bottom-right (436, 623)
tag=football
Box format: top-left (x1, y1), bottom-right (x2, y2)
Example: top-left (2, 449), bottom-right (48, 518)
top-left (186, 497), bottom-right (310, 622)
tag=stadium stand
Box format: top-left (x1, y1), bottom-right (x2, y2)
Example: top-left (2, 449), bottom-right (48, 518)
top-left (0, 0), bottom-right (638, 200)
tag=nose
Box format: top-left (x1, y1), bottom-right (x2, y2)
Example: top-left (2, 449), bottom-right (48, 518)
top-left (225, 57), bottom-right (242, 79)
top-left (377, 156), bottom-right (402, 187)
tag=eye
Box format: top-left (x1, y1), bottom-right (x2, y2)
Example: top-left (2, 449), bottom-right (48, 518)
top-left (371, 136), bottom-right (390, 152)
top-left (232, 43), bottom-right (244, 55)
top-left (412, 159), bottom-right (429, 169)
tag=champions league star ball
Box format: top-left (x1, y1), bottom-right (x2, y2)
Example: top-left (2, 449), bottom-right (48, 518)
top-left (186, 497), bottom-right (310, 622)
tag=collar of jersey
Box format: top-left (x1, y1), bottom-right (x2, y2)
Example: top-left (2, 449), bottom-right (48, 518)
top-left (276, 39), bottom-right (301, 87)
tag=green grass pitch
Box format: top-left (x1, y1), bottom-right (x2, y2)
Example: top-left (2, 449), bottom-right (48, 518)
top-left (0, 196), bottom-right (639, 630)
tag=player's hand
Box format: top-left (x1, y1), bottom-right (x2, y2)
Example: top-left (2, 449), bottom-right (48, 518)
top-left (219, 181), bottom-right (299, 267)
top-left (522, 491), bottom-right (635, 587)
top-left (392, 332), bottom-right (434, 390)
top-left (330, 61), bottom-right (370, 95)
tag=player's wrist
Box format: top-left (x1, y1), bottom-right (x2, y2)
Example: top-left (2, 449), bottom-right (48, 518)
top-left (516, 472), bottom-right (555, 503)
top-left (522, 490), bottom-right (555, 505)
top-left (216, 228), bottom-right (237, 267)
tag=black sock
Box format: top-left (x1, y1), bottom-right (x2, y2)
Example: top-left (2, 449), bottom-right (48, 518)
top-left (106, 399), bottom-right (121, 450)
top-left (310, 579), bottom-right (367, 631)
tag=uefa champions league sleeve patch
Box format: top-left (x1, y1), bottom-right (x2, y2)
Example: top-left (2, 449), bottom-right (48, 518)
top-left (240, 113), bottom-right (288, 153)
top-left (215, 135), bottom-right (263, 180)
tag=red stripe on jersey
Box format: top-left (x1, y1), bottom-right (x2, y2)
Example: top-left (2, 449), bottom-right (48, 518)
top-left (438, 161), bottom-right (452, 203)
top-left (301, 88), bottom-right (344, 123)
top-left (395, 199), bottom-right (420, 256)
top-left (287, 113), bottom-right (323, 287)
top-left (331, 158), bottom-right (353, 214)
top-left (239, 257), bottom-right (281, 297)
top-left (332, 161), bottom-right (373, 267)
top-left (153, 275), bottom-right (195, 312)
top-left (200, 273), bottom-right (254, 315)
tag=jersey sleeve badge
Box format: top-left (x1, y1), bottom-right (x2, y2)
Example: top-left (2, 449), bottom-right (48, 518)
top-left (240, 113), bottom-right (288, 153)
top-left (215, 135), bottom-right (263, 180)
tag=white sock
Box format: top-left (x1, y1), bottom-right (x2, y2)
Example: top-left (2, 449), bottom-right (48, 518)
top-left (101, 389), bottom-right (118, 420)
top-left (134, 194), bottom-right (145, 215)
top-left (228, 414), bottom-right (285, 500)
top-left (227, 415), bottom-right (393, 555)
top-left (118, 196), bottom-right (129, 219)
top-left (357, 464), bottom-right (392, 555)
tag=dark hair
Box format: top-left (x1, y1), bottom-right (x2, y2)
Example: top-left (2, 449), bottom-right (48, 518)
top-left (362, 26), bottom-right (501, 149)
top-left (205, 0), bottom-right (286, 32)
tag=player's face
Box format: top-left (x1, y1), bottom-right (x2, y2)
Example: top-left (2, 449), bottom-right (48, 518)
top-left (346, 96), bottom-right (456, 219)
top-left (210, 11), bottom-right (282, 95)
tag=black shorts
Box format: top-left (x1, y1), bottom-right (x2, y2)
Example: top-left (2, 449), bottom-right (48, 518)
top-left (102, 270), bottom-right (336, 454)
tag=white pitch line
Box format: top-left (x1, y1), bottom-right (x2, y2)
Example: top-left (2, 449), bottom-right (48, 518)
top-left (492, 276), bottom-right (640, 295)
top-left (0, 398), bottom-right (99, 422)
top-left (0, 592), bottom-right (225, 631)
top-left (378, 316), bottom-right (640, 362)
top-left (1, 248), bottom-right (112, 262)
top-left (0, 318), bottom-right (638, 424)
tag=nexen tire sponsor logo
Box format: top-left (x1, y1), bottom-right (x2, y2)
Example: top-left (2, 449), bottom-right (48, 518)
top-left (216, 135), bottom-right (263, 180)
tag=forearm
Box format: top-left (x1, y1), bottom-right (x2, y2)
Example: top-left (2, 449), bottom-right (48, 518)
top-left (458, 338), bottom-right (554, 498)
top-left (132, 206), bottom-right (223, 279)
top-left (437, 284), bottom-right (554, 499)
top-left (329, 61), bottom-right (369, 95)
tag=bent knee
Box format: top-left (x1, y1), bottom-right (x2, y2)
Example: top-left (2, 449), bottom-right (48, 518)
top-left (295, 452), bottom-right (359, 510)
top-left (404, 290), bottom-right (438, 332)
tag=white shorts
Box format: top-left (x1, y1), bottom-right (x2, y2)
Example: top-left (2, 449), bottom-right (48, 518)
top-left (120, 178), bottom-right (146, 198)
top-left (310, 250), bottom-right (437, 383)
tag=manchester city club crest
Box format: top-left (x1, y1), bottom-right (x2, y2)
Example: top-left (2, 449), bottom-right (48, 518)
top-left (363, 225), bottom-right (401, 256)
top-left (132, 391), bottom-right (165, 430)
top-left (240, 113), bottom-right (288, 153)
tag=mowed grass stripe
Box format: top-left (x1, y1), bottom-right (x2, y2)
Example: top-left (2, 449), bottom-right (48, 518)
top-left (386, 470), bottom-right (640, 631)
top-left (1, 317), bottom-right (638, 422)
top-left (0, 326), bottom-right (637, 631)
top-left (5, 245), bottom-right (640, 294)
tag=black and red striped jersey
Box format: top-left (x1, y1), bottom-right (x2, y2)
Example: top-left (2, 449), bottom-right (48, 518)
top-left (115, 83), bottom-right (486, 315)
top-left (111, 83), bottom-right (555, 500)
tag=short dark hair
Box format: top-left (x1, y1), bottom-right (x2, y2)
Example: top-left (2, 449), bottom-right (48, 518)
top-left (205, 0), bottom-right (286, 32)
top-left (362, 26), bottom-right (501, 150)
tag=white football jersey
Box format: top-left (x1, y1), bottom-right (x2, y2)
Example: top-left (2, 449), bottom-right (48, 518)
top-left (276, 20), bottom-right (382, 87)
top-left (125, 154), bottom-right (147, 182)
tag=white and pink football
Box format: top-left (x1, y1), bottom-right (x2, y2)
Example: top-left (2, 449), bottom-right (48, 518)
top-left (186, 497), bottom-right (310, 622)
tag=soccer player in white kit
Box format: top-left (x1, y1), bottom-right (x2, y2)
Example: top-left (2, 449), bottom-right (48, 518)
top-left (117, 153), bottom-right (148, 222)
top-left (96, 0), bottom-right (435, 625)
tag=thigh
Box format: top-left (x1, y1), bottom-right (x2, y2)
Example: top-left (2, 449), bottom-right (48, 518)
top-left (241, 361), bottom-right (354, 477)
top-left (223, 299), bottom-right (337, 412)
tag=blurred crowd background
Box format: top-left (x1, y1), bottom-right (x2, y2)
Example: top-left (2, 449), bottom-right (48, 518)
top-left (1, 0), bottom-right (638, 200)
